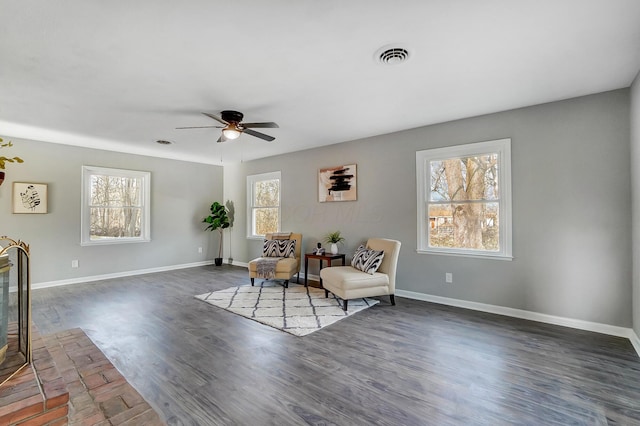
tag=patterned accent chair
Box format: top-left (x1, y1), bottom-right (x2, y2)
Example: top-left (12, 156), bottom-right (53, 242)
top-left (320, 238), bottom-right (401, 311)
top-left (248, 233), bottom-right (303, 288)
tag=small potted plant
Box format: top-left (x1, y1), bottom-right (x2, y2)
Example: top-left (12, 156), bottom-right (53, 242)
top-left (324, 231), bottom-right (345, 255)
top-left (203, 201), bottom-right (230, 266)
top-left (0, 138), bottom-right (24, 186)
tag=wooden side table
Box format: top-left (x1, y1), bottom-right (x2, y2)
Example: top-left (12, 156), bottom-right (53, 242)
top-left (304, 253), bottom-right (346, 287)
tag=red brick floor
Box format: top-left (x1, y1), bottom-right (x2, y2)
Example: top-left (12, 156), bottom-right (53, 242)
top-left (0, 324), bottom-right (69, 426)
top-left (41, 328), bottom-right (164, 426)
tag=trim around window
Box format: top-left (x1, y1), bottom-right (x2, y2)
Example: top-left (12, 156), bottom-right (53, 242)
top-left (247, 171), bottom-right (281, 239)
top-left (416, 138), bottom-right (512, 259)
top-left (81, 166), bottom-right (151, 246)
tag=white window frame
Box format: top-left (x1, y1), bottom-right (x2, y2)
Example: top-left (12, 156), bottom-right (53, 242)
top-left (416, 138), bottom-right (512, 259)
top-left (247, 171), bottom-right (281, 239)
top-left (81, 166), bottom-right (151, 246)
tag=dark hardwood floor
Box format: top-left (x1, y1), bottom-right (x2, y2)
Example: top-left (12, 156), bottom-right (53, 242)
top-left (30, 265), bottom-right (640, 425)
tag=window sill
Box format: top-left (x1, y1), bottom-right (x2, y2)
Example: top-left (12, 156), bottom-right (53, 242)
top-left (416, 249), bottom-right (513, 261)
top-left (81, 238), bottom-right (151, 247)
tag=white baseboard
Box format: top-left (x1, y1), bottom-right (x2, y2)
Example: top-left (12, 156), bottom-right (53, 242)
top-left (22, 263), bottom-right (640, 359)
top-left (396, 289), bottom-right (639, 357)
top-left (631, 330), bottom-right (640, 358)
top-left (29, 260), bottom-right (215, 291)
top-left (26, 260), bottom-right (283, 291)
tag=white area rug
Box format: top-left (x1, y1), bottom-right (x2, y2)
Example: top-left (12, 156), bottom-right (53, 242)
top-left (195, 282), bottom-right (379, 336)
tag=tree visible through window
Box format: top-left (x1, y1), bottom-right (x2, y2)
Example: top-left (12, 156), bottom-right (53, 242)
top-left (247, 171), bottom-right (281, 238)
top-left (417, 139), bottom-right (512, 258)
top-left (81, 166), bottom-right (150, 245)
top-left (90, 175), bottom-right (142, 238)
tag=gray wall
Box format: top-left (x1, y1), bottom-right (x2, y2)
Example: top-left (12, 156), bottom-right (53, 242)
top-left (631, 73), bottom-right (640, 337)
top-left (1, 89), bottom-right (632, 329)
top-left (0, 138), bottom-right (223, 284)
top-left (227, 89), bottom-right (632, 327)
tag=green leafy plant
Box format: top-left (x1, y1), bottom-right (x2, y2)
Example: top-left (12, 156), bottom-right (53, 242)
top-left (324, 231), bottom-right (345, 244)
top-left (0, 138), bottom-right (24, 170)
top-left (203, 201), bottom-right (231, 263)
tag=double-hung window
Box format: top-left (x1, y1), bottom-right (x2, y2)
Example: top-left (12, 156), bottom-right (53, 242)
top-left (247, 171), bottom-right (281, 238)
top-left (81, 166), bottom-right (150, 245)
top-left (416, 138), bottom-right (512, 259)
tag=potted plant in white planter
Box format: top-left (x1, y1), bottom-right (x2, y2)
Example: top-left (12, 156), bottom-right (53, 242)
top-left (203, 201), bottom-right (230, 266)
top-left (324, 231), bottom-right (345, 255)
top-left (0, 138), bottom-right (24, 186)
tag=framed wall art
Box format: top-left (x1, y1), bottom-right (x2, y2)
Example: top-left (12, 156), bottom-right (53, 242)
top-left (12, 182), bottom-right (48, 214)
top-left (318, 164), bottom-right (357, 202)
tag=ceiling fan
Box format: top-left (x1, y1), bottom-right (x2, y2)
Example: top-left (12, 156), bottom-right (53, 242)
top-left (176, 110), bottom-right (279, 142)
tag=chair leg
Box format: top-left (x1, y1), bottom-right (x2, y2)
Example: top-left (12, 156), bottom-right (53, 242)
top-left (296, 272), bottom-right (300, 284)
top-left (342, 299), bottom-right (348, 311)
top-left (325, 289), bottom-right (329, 298)
top-left (284, 280), bottom-right (289, 288)
top-left (390, 294), bottom-right (396, 306)
top-left (251, 278), bottom-right (254, 286)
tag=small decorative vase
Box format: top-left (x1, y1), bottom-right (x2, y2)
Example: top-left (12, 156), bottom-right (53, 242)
top-left (330, 243), bottom-right (338, 254)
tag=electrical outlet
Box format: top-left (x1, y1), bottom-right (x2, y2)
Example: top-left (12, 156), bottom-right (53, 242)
top-left (445, 272), bottom-right (453, 283)
top-left (71, 259), bottom-right (79, 268)
top-left (198, 247), bottom-right (203, 254)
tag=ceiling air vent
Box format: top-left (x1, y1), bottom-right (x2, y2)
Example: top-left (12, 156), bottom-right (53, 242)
top-left (376, 45), bottom-right (410, 65)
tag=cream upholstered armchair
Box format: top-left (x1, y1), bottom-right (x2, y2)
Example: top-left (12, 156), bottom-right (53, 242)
top-left (320, 238), bottom-right (401, 311)
top-left (248, 233), bottom-right (302, 288)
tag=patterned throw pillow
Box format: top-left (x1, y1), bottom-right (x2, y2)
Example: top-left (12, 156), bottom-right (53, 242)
top-left (351, 245), bottom-right (385, 274)
top-left (262, 239), bottom-right (296, 258)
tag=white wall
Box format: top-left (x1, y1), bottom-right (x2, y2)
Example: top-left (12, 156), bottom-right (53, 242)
top-left (0, 138), bottom-right (224, 284)
top-left (226, 89), bottom-right (632, 328)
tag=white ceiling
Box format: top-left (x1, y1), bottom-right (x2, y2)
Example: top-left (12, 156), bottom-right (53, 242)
top-left (1, 1), bottom-right (639, 165)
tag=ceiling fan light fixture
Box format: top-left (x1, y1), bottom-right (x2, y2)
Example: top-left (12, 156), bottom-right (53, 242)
top-left (222, 127), bottom-right (241, 140)
top-left (178, 110), bottom-right (277, 142)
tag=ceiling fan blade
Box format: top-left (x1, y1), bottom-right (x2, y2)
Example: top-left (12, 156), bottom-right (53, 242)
top-left (175, 125), bottom-right (222, 129)
top-left (241, 122), bottom-right (279, 129)
top-left (202, 112), bottom-right (228, 125)
top-left (244, 128), bottom-right (275, 142)
top-left (217, 133), bottom-right (227, 143)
